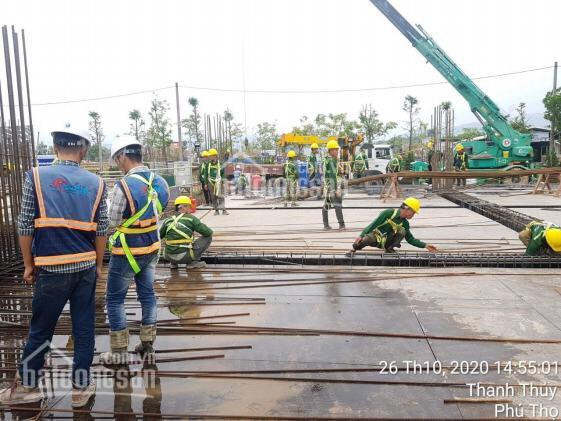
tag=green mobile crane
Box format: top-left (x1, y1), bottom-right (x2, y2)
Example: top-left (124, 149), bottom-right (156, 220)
top-left (370, 0), bottom-right (534, 170)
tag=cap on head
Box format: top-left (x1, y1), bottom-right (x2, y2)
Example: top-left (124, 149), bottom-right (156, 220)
top-left (174, 196), bottom-right (192, 207)
top-left (287, 150), bottom-right (296, 158)
top-left (51, 128), bottom-right (90, 148)
top-left (326, 140), bottom-right (340, 150)
top-left (310, 143), bottom-right (319, 149)
top-left (402, 197), bottom-right (421, 213)
top-left (110, 135), bottom-right (142, 159)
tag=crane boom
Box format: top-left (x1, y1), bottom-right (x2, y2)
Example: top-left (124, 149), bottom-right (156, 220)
top-left (370, 0), bottom-right (533, 169)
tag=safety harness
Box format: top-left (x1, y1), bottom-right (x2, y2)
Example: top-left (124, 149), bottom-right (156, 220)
top-left (109, 173), bottom-right (163, 274)
top-left (284, 161), bottom-right (298, 179)
top-left (370, 209), bottom-right (405, 249)
top-left (164, 213), bottom-right (195, 260)
top-left (526, 221), bottom-right (558, 242)
top-left (207, 161), bottom-right (222, 195)
top-left (353, 153), bottom-right (367, 172)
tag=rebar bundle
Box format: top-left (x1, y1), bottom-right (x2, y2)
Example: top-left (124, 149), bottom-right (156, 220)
top-left (0, 26), bottom-right (35, 262)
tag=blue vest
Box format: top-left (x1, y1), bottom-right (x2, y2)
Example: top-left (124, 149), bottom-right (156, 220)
top-left (112, 171), bottom-right (169, 255)
top-left (30, 164), bottom-right (104, 266)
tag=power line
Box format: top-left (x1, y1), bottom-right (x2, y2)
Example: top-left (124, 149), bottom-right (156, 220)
top-left (21, 65), bottom-right (554, 107)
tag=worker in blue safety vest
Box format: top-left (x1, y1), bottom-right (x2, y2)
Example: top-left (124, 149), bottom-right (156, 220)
top-left (0, 128), bottom-right (108, 408)
top-left (100, 136), bottom-right (169, 366)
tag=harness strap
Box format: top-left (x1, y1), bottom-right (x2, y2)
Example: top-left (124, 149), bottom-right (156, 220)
top-left (165, 213), bottom-right (195, 259)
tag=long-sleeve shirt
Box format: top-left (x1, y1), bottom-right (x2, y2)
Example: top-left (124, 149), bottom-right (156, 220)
top-left (524, 223), bottom-right (550, 256)
top-left (284, 159), bottom-right (298, 180)
top-left (454, 152), bottom-right (467, 170)
top-left (159, 213), bottom-right (213, 255)
top-left (352, 152), bottom-right (369, 172)
top-left (17, 160), bottom-right (109, 273)
top-left (360, 208), bottom-right (426, 249)
top-left (323, 156), bottom-right (339, 190)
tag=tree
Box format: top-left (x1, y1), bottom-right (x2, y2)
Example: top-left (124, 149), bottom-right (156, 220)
top-left (88, 111), bottom-right (104, 166)
top-left (358, 104), bottom-right (397, 144)
top-left (457, 127), bottom-right (485, 141)
top-left (544, 90), bottom-right (561, 139)
top-left (86, 143), bottom-right (111, 162)
top-left (147, 96), bottom-right (172, 162)
top-left (182, 97), bottom-right (203, 146)
top-left (292, 115), bottom-right (316, 136)
top-left (510, 102), bottom-right (531, 133)
top-left (403, 95), bottom-right (420, 150)
top-left (255, 121), bottom-right (278, 151)
top-left (129, 109), bottom-right (145, 141)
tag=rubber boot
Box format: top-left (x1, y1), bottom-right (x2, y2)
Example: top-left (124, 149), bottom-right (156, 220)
top-left (135, 324), bottom-right (156, 363)
top-left (99, 329), bottom-right (129, 365)
top-left (335, 206), bottom-right (345, 229)
top-left (322, 207), bottom-right (331, 229)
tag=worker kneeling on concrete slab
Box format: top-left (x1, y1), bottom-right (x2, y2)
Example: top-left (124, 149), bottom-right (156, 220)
top-left (161, 196), bottom-right (213, 269)
top-left (346, 197), bottom-right (437, 256)
top-left (519, 221), bottom-right (561, 256)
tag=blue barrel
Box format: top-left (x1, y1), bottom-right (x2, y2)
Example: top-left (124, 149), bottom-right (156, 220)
top-left (298, 162), bottom-right (309, 188)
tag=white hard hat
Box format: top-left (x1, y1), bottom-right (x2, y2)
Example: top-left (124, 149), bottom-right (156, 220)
top-left (111, 135), bottom-right (142, 159)
top-left (51, 127), bottom-right (90, 146)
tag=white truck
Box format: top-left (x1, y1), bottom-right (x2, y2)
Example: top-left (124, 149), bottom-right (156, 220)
top-left (364, 144), bottom-right (393, 175)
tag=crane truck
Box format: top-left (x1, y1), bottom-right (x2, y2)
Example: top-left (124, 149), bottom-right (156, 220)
top-left (370, 0), bottom-right (534, 170)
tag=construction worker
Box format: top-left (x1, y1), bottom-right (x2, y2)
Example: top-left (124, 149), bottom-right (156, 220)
top-left (284, 150), bottom-right (299, 207)
top-left (0, 128), bottom-right (108, 407)
top-left (346, 197), bottom-right (438, 255)
top-left (161, 196), bottom-right (213, 269)
top-left (352, 146), bottom-right (369, 179)
top-left (322, 140), bottom-right (345, 230)
top-left (100, 136), bottom-right (169, 365)
top-left (387, 153), bottom-right (402, 173)
top-left (206, 148), bottom-right (229, 215)
top-left (199, 151), bottom-right (210, 206)
top-left (454, 143), bottom-right (467, 186)
top-left (236, 170), bottom-right (249, 196)
top-left (518, 221), bottom-right (561, 256)
top-left (308, 143), bottom-right (322, 196)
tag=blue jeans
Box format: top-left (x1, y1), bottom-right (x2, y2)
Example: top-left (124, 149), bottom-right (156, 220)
top-left (20, 267), bottom-right (96, 389)
top-left (106, 253), bottom-right (158, 331)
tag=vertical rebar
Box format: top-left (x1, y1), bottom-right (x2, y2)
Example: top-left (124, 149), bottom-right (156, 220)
top-left (21, 29), bottom-right (35, 167)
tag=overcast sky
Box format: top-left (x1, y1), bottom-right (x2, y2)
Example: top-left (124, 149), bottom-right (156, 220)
top-left (2, 0), bottom-right (560, 145)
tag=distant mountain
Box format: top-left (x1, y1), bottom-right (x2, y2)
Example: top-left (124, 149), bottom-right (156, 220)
top-left (455, 112), bottom-right (549, 134)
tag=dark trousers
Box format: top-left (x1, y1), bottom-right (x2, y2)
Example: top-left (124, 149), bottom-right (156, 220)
top-left (165, 236), bottom-right (213, 263)
top-left (20, 267), bottom-right (96, 388)
top-left (322, 191), bottom-right (344, 227)
top-left (208, 182), bottom-right (225, 211)
top-left (353, 231), bottom-right (405, 252)
top-left (202, 184), bottom-right (211, 205)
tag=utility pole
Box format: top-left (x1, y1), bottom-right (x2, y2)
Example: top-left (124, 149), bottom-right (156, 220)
top-left (551, 62), bottom-right (558, 154)
top-left (175, 82), bottom-right (183, 161)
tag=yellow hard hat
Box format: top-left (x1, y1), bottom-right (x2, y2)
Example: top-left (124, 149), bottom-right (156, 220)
top-left (310, 143), bottom-right (319, 149)
top-left (545, 227), bottom-right (561, 252)
top-left (208, 148), bottom-right (218, 156)
top-left (174, 196), bottom-right (192, 206)
top-left (427, 141), bottom-right (434, 149)
top-left (402, 197), bottom-right (421, 213)
top-left (287, 150), bottom-right (297, 158)
top-left (326, 140), bottom-right (340, 150)
top-left (201, 150), bottom-right (208, 157)
top-left (455, 143), bottom-right (464, 151)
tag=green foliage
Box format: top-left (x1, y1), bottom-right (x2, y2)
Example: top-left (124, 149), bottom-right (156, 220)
top-left (88, 111), bottom-right (104, 163)
top-left (86, 143), bottom-right (111, 162)
top-left (545, 150), bottom-right (559, 167)
top-left (403, 95), bottom-right (420, 150)
top-left (456, 127), bottom-right (485, 141)
top-left (255, 121), bottom-right (278, 151)
top-left (182, 97), bottom-right (202, 146)
top-left (402, 150), bottom-right (415, 171)
top-left (147, 95), bottom-right (172, 161)
top-left (128, 109), bottom-right (145, 141)
top-left (544, 90), bottom-right (561, 138)
top-left (358, 104), bottom-right (397, 144)
top-left (509, 102), bottom-right (531, 133)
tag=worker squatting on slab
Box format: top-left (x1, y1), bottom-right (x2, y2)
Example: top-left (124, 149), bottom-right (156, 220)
top-left (160, 196), bottom-right (213, 269)
top-left (346, 197), bottom-right (438, 256)
top-left (100, 136), bottom-right (170, 366)
top-left (519, 221), bottom-right (561, 256)
top-left (204, 148), bottom-right (229, 215)
top-left (0, 128), bottom-right (108, 408)
top-left (322, 140), bottom-right (345, 230)
top-left (284, 150), bottom-right (299, 207)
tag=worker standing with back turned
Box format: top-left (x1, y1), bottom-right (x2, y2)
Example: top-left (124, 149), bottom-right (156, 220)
top-left (284, 150), bottom-right (299, 207)
top-left (322, 140), bottom-right (345, 230)
top-left (206, 148), bottom-right (229, 215)
top-left (161, 196), bottom-right (213, 269)
top-left (454, 144), bottom-right (467, 186)
top-left (199, 151), bottom-right (210, 206)
top-left (0, 128), bottom-right (107, 408)
top-left (346, 197), bottom-right (437, 256)
top-left (307, 143), bottom-right (322, 197)
top-left (352, 146), bottom-right (369, 179)
top-left (100, 136), bottom-right (169, 365)
top-left (518, 221), bottom-right (561, 256)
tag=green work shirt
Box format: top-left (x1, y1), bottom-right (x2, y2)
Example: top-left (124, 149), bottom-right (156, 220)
top-left (308, 154), bottom-right (318, 176)
top-left (199, 161), bottom-right (207, 184)
top-left (284, 159), bottom-right (298, 180)
top-left (388, 157), bottom-right (401, 172)
top-left (237, 174), bottom-right (248, 188)
top-left (160, 213), bottom-right (213, 255)
top-left (360, 209), bottom-right (426, 248)
top-left (206, 160), bottom-right (224, 183)
top-left (323, 156), bottom-right (339, 190)
top-left (524, 223), bottom-right (550, 256)
top-left (352, 152), bottom-right (369, 172)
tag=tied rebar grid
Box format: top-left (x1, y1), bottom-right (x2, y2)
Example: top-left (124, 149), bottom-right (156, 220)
top-left (439, 191), bottom-right (536, 233)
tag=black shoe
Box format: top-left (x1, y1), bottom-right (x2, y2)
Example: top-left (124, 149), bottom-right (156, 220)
top-left (385, 248), bottom-right (396, 253)
top-left (338, 224), bottom-right (346, 230)
top-left (324, 225), bottom-right (332, 230)
top-left (214, 210), bottom-right (220, 215)
top-left (345, 250), bottom-right (355, 258)
top-left (222, 210), bottom-right (229, 215)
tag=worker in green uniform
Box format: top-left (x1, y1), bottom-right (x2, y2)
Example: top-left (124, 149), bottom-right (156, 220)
top-left (284, 150), bottom-right (299, 207)
top-left (346, 197), bottom-right (437, 256)
top-left (322, 140), bottom-right (345, 230)
top-left (206, 148), bottom-right (229, 215)
top-left (352, 147), bottom-right (369, 179)
top-left (454, 144), bottom-right (467, 186)
top-left (387, 153), bottom-right (402, 173)
top-left (308, 143), bottom-right (322, 197)
top-left (518, 221), bottom-right (561, 256)
top-left (160, 196), bottom-right (213, 269)
top-left (199, 151), bottom-right (210, 206)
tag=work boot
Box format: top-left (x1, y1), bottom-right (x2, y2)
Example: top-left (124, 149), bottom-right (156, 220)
top-left (338, 224), bottom-right (346, 230)
top-left (0, 374), bottom-right (43, 405)
top-left (323, 225), bottom-right (332, 230)
top-left (222, 210), bottom-right (229, 215)
top-left (385, 248), bottom-right (397, 254)
top-left (169, 263), bottom-right (178, 270)
top-left (186, 261), bottom-right (206, 269)
top-left (134, 324), bottom-right (156, 363)
top-left (345, 250), bottom-right (355, 258)
top-left (214, 210), bottom-right (220, 215)
top-left (72, 382), bottom-right (96, 408)
top-left (99, 329), bottom-right (129, 366)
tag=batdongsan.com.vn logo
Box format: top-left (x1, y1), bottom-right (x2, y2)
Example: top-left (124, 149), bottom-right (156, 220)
top-left (50, 178), bottom-right (90, 196)
top-left (20, 340), bottom-right (159, 398)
